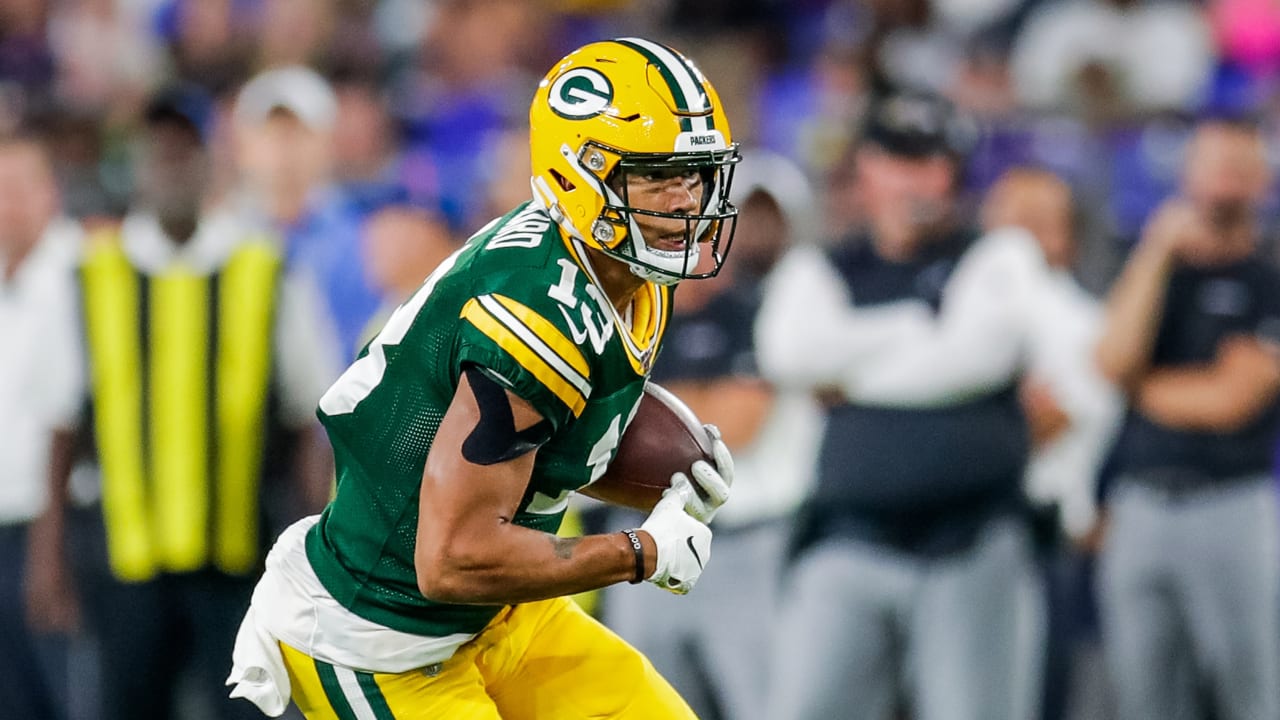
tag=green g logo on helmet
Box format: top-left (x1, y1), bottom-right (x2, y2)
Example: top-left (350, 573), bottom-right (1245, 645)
top-left (548, 68), bottom-right (614, 120)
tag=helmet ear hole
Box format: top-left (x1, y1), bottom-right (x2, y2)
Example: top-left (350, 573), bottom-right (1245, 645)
top-left (550, 169), bottom-right (576, 192)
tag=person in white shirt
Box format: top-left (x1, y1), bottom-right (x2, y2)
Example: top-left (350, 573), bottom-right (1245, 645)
top-left (0, 131), bottom-right (82, 720)
top-left (760, 91), bottom-right (1048, 720)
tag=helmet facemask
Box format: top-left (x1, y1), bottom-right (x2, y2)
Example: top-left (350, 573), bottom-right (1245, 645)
top-left (583, 142), bottom-right (740, 285)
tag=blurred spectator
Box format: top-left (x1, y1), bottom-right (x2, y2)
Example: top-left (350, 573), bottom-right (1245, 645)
top-left (477, 126), bottom-right (532, 224)
top-left (47, 0), bottom-right (165, 116)
top-left (729, 151), bottom-right (820, 286)
top-left (1011, 0), bottom-right (1216, 121)
top-left (256, 0), bottom-right (336, 71)
top-left (28, 85), bottom-right (339, 720)
top-left (358, 204), bottom-right (457, 347)
top-left (982, 166), bottom-right (1124, 720)
top-left (329, 67), bottom-right (444, 222)
top-left (231, 65), bottom-right (381, 355)
top-left (0, 0), bottom-right (1276, 716)
top-left (393, 0), bottom-right (547, 232)
top-left (331, 70), bottom-right (397, 196)
top-left (0, 132), bottom-right (82, 720)
top-left (1095, 117), bottom-right (1280, 720)
top-left (759, 91), bottom-right (1048, 720)
top-left (0, 0), bottom-right (55, 123)
top-left (1211, 0), bottom-right (1280, 80)
top-left (603, 151), bottom-right (823, 720)
top-left (156, 0), bottom-right (254, 94)
top-left (755, 37), bottom-right (869, 180)
top-left (983, 167), bottom-right (1123, 542)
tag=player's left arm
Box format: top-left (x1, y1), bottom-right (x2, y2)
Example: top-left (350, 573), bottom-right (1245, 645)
top-left (1133, 334), bottom-right (1280, 432)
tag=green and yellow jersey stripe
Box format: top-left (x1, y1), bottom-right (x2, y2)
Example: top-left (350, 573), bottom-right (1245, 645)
top-left (460, 294), bottom-right (592, 415)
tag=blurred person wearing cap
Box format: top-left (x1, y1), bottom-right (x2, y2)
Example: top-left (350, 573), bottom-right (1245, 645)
top-left (599, 150), bottom-right (822, 720)
top-left (1094, 118), bottom-right (1280, 720)
top-left (232, 65), bottom-right (381, 356)
top-left (758, 91), bottom-right (1050, 720)
top-left (0, 130), bottom-right (83, 720)
top-left (28, 85), bottom-right (341, 720)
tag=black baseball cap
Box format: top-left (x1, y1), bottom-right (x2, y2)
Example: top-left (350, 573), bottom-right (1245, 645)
top-left (860, 90), bottom-right (976, 160)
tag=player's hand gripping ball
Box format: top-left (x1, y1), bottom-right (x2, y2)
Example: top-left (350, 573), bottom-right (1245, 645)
top-left (589, 383), bottom-right (733, 521)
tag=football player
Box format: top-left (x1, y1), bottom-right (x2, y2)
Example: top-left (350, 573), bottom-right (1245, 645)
top-left (228, 38), bottom-right (738, 719)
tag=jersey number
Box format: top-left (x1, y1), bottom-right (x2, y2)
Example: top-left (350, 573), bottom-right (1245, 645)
top-left (548, 258), bottom-right (613, 355)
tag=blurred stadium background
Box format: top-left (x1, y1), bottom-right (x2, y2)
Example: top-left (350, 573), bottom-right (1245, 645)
top-left (3, 1), bottom-right (1280, 719)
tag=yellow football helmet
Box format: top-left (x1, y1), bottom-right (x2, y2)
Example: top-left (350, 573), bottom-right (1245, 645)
top-left (529, 37), bottom-right (740, 284)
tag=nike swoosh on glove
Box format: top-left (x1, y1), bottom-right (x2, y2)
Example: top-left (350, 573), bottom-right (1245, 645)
top-left (640, 475), bottom-right (714, 595)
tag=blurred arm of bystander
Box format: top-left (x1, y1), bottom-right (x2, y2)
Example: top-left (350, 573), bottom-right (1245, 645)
top-left (1095, 199), bottom-right (1201, 389)
top-left (1133, 335), bottom-right (1280, 432)
top-left (26, 429), bottom-right (81, 634)
top-left (754, 245), bottom-right (933, 392)
top-left (25, 254), bottom-right (87, 635)
top-left (839, 229), bottom-right (1049, 408)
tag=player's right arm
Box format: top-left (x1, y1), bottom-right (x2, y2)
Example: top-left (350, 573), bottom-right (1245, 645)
top-left (413, 368), bottom-right (708, 603)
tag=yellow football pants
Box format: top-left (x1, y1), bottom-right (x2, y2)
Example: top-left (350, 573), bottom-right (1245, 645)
top-left (280, 596), bottom-right (697, 719)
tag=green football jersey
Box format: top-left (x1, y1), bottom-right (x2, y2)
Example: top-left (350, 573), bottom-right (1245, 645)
top-left (305, 202), bottom-right (671, 637)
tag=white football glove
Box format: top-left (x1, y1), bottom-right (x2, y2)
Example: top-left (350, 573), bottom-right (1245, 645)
top-left (680, 424), bottom-right (734, 523)
top-left (640, 475), bottom-right (713, 595)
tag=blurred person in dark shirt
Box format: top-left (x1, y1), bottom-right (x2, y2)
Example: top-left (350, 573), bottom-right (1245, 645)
top-left (759, 91), bottom-right (1049, 720)
top-left (1095, 117), bottom-right (1280, 720)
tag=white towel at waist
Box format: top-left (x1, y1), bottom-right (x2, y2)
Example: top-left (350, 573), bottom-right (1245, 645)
top-left (227, 600), bottom-right (291, 717)
top-left (226, 516), bottom-right (482, 714)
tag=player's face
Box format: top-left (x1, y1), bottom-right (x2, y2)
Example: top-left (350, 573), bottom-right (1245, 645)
top-left (618, 167), bottom-right (706, 253)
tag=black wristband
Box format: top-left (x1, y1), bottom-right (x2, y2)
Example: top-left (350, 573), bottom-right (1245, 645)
top-left (623, 529), bottom-right (645, 584)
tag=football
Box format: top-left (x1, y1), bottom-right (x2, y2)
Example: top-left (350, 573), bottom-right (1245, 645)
top-left (585, 383), bottom-right (715, 512)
